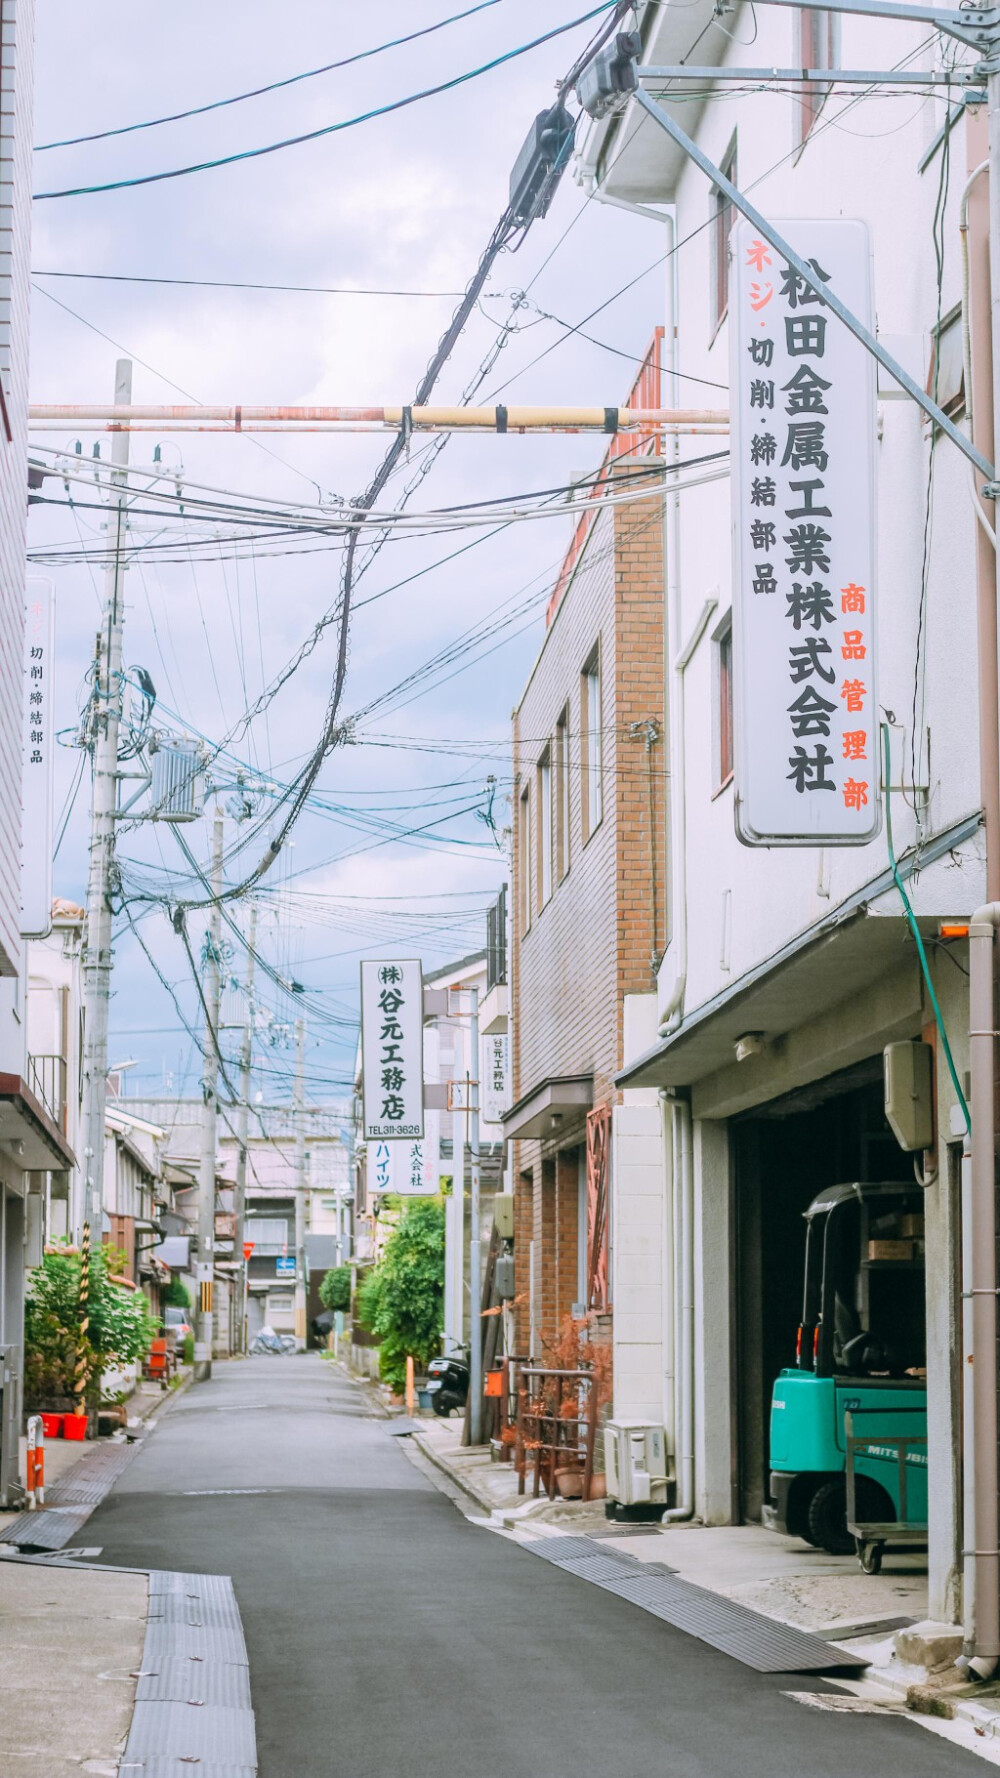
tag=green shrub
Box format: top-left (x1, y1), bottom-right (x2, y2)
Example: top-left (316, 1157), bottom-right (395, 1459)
top-left (163, 1277), bottom-right (192, 1311)
top-left (356, 1199), bottom-right (445, 1394)
top-left (25, 1245), bottom-right (159, 1401)
top-left (318, 1265), bottom-right (351, 1314)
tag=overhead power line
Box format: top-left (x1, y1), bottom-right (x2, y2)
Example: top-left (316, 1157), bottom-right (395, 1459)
top-left (33, 5), bottom-right (615, 199)
top-left (31, 271), bottom-right (470, 298)
top-left (163, 10), bottom-right (632, 916)
top-left (35, 1), bottom-right (504, 150)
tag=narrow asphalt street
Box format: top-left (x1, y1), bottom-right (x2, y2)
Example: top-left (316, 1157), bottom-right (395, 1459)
top-left (89, 1355), bottom-right (986, 1777)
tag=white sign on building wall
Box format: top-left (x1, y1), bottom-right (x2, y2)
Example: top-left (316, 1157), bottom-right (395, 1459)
top-left (482, 1033), bottom-right (509, 1125)
top-left (21, 580), bottom-right (54, 937)
top-left (360, 958), bottom-right (424, 1141)
top-left (731, 219), bottom-right (878, 846)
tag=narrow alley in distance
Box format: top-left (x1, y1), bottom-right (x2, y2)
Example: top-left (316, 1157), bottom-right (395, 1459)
top-left (86, 1356), bottom-right (988, 1778)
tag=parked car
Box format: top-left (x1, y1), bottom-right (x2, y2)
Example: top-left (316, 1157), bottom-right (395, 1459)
top-left (163, 1304), bottom-right (193, 1347)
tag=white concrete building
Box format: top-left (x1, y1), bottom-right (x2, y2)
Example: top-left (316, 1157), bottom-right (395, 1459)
top-left (0, 1), bottom-right (74, 1508)
top-left (25, 900), bottom-right (85, 1240)
top-left (577, 0), bottom-right (987, 1626)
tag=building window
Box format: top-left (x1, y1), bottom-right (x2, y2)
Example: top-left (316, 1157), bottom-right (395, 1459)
top-left (555, 705), bottom-right (571, 880)
top-left (519, 784), bottom-right (532, 934)
top-left (796, 7), bottom-right (838, 146)
top-left (711, 140), bottom-right (737, 331)
top-left (537, 747), bottom-right (553, 907)
top-left (486, 884), bottom-right (507, 989)
top-left (716, 618), bottom-right (734, 790)
top-left (927, 304), bottom-right (965, 420)
top-left (581, 647), bottom-right (603, 841)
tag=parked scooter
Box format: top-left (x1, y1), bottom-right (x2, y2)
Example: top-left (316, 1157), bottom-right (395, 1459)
top-left (426, 1350), bottom-right (469, 1417)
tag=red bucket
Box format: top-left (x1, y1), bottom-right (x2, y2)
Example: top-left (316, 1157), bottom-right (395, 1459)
top-left (61, 1413), bottom-right (88, 1441)
top-left (40, 1413), bottom-right (62, 1438)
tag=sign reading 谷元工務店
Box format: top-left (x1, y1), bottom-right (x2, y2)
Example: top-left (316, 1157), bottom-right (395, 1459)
top-left (360, 959), bottom-right (424, 1141)
top-left (731, 220), bottom-right (878, 847)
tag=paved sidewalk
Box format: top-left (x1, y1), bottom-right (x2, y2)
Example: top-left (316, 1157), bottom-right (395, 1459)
top-left (412, 1419), bottom-right (930, 1636)
top-left (0, 1373), bottom-right (189, 1537)
top-left (0, 1555), bottom-right (146, 1777)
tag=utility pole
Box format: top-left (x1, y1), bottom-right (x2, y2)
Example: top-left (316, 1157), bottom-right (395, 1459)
top-left (468, 984), bottom-right (483, 1445)
top-left (233, 900), bottom-right (257, 1356)
top-left (294, 1017), bottom-right (308, 1350)
top-left (194, 806), bottom-right (224, 1382)
top-left (79, 357), bottom-right (132, 1241)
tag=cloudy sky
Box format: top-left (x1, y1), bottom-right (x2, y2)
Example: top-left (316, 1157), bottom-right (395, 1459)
top-left (30, 0), bottom-right (665, 1105)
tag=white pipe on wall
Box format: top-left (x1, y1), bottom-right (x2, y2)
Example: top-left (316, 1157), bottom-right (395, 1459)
top-left (663, 1095), bottom-right (694, 1523)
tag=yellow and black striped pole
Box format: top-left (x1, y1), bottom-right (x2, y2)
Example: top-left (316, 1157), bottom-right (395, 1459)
top-left (74, 1221), bottom-right (91, 1422)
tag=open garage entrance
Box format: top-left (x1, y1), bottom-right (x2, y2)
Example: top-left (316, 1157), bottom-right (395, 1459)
top-left (732, 1061), bottom-right (915, 1524)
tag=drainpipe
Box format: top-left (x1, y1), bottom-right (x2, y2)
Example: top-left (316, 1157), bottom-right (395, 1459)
top-left (960, 146), bottom-right (1000, 901)
top-left (966, 903), bottom-right (1000, 1671)
top-left (662, 1093), bottom-right (694, 1522)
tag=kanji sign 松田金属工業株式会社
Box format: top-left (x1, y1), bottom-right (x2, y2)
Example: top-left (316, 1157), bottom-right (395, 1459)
top-left (730, 218), bottom-right (878, 846)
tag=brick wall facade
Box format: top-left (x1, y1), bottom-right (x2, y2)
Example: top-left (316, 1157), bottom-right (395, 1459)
top-left (510, 470), bottom-right (665, 1355)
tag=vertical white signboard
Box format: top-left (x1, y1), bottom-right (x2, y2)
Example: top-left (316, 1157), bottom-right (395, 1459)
top-left (482, 1033), bottom-right (509, 1126)
top-left (21, 581), bottom-right (55, 936)
top-left (360, 959), bottom-right (424, 1141)
top-left (731, 220), bottom-right (878, 846)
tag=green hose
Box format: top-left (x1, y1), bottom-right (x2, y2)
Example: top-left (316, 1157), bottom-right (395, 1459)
top-left (881, 721), bottom-right (971, 1136)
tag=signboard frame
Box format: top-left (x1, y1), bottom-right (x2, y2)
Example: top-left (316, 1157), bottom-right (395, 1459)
top-left (730, 218), bottom-right (879, 847)
top-left (21, 580), bottom-right (55, 937)
top-left (360, 958), bottom-right (424, 1141)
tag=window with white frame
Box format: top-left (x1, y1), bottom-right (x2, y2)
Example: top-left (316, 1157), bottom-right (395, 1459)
top-left (519, 783), bottom-right (532, 934)
top-left (537, 747), bottom-right (553, 907)
top-left (555, 704), bottom-right (571, 880)
top-left (711, 140), bottom-right (738, 332)
top-left (714, 615), bottom-right (734, 791)
top-left (581, 647), bottom-right (603, 840)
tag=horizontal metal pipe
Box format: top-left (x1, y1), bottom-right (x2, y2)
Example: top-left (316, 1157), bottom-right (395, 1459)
top-left (638, 62), bottom-right (982, 83)
top-left (28, 402), bottom-right (729, 432)
top-left (29, 422), bottom-right (731, 438)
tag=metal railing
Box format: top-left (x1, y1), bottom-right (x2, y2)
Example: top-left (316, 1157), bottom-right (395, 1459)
top-left (27, 1053), bottom-right (68, 1133)
top-left (514, 1365), bottom-right (601, 1502)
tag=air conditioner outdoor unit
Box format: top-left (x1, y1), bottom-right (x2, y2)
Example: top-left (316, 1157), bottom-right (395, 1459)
top-left (603, 1420), bottom-right (668, 1506)
top-left (149, 738), bottom-right (204, 822)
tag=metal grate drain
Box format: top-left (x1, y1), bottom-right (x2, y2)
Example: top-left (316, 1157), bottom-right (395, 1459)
top-left (123, 1571), bottom-right (256, 1775)
top-left (0, 1433), bottom-right (145, 1549)
top-left (519, 1539), bottom-right (868, 1675)
top-left (783, 1691), bottom-right (907, 1714)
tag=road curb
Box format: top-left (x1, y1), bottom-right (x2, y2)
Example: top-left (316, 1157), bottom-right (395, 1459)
top-left (409, 1430), bottom-right (498, 1517)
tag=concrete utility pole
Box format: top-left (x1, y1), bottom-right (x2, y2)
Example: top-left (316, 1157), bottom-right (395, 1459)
top-left (194, 806), bottom-right (224, 1381)
top-left (294, 1017), bottom-right (308, 1350)
top-left (79, 357), bottom-right (132, 1240)
top-left (468, 985), bottom-right (483, 1446)
top-left (233, 900), bottom-right (257, 1356)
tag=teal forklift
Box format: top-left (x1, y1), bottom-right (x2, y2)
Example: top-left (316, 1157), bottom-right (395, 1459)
top-left (765, 1179), bottom-right (927, 1557)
